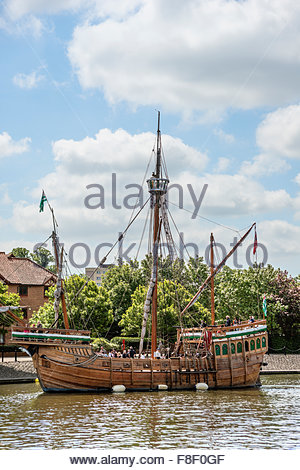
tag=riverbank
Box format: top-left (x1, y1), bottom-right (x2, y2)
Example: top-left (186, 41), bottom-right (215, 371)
top-left (0, 354), bottom-right (299, 384)
top-left (0, 359), bottom-right (37, 384)
top-left (260, 354), bottom-right (299, 374)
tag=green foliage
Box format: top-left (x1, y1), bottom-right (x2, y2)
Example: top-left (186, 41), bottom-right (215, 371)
top-left (214, 264), bottom-right (278, 323)
top-left (31, 247), bottom-right (56, 272)
top-left (119, 280), bottom-right (210, 342)
top-left (0, 283), bottom-right (22, 326)
top-left (11, 246), bottom-right (56, 273)
top-left (31, 275), bottom-right (113, 335)
top-left (29, 286), bottom-right (56, 327)
top-left (101, 261), bottom-right (146, 335)
top-left (181, 256), bottom-right (210, 309)
top-left (11, 247), bottom-right (30, 258)
top-left (268, 270), bottom-right (300, 340)
top-left (111, 336), bottom-right (142, 347)
top-left (91, 337), bottom-right (119, 351)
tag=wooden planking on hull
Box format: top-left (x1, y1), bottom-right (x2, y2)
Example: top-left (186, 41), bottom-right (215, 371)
top-left (31, 341), bottom-right (263, 392)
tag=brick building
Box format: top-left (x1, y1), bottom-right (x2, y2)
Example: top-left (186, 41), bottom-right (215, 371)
top-left (0, 252), bottom-right (57, 321)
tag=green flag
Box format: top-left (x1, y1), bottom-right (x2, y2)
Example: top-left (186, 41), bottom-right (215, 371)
top-left (262, 295), bottom-right (267, 317)
top-left (39, 191), bottom-right (47, 212)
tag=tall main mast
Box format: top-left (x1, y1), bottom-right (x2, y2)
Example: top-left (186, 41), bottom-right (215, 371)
top-left (142, 112), bottom-right (169, 358)
top-left (210, 233), bottom-right (215, 325)
top-left (151, 112), bottom-right (161, 357)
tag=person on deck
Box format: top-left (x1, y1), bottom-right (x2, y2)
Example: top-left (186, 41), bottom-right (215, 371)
top-left (129, 346), bottom-right (135, 358)
top-left (225, 315), bottom-right (231, 327)
top-left (154, 348), bottom-right (161, 359)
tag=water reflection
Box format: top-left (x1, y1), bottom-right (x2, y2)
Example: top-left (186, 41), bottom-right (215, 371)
top-left (0, 375), bottom-right (299, 450)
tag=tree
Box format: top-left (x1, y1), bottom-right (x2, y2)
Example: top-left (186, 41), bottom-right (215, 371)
top-left (0, 283), bottom-right (22, 327)
top-left (119, 280), bottom-right (210, 343)
top-left (214, 264), bottom-right (278, 323)
top-left (11, 246), bottom-right (56, 273)
top-left (30, 275), bottom-right (113, 336)
top-left (181, 256), bottom-right (211, 310)
top-left (268, 270), bottom-right (300, 341)
top-left (11, 247), bottom-right (30, 258)
top-left (101, 261), bottom-right (145, 335)
top-left (31, 247), bottom-right (56, 272)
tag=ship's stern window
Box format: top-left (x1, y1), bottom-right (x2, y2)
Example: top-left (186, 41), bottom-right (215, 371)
top-left (222, 344), bottom-right (228, 355)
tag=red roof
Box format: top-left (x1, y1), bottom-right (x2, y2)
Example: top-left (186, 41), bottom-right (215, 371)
top-left (0, 252), bottom-right (57, 286)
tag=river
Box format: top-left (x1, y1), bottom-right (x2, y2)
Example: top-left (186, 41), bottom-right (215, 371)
top-left (0, 374), bottom-right (299, 450)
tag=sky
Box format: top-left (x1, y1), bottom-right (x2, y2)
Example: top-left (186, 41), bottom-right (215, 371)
top-left (0, 0), bottom-right (300, 276)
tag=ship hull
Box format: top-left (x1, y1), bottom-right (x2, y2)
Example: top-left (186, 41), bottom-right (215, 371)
top-left (30, 341), bottom-right (266, 392)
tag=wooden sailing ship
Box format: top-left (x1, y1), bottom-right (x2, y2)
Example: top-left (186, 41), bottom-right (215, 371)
top-left (8, 113), bottom-right (268, 392)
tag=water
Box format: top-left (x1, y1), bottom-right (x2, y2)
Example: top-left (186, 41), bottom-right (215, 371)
top-left (0, 375), bottom-right (299, 450)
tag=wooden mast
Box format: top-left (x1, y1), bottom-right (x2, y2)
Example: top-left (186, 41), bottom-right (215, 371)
top-left (210, 233), bottom-right (215, 325)
top-left (51, 219), bottom-right (69, 330)
top-left (151, 111), bottom-right (161, 358)
top-left (181, 223), bottom-right (256, 316)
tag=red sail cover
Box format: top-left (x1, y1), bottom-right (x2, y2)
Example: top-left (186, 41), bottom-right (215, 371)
top-left (253, 229), bottom-right (257, 255)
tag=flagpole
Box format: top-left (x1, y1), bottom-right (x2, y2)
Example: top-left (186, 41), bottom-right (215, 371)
top-left (39, 190), bottom-right (69, 330)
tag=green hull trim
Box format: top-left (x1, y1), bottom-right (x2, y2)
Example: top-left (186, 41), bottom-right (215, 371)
top-left (12, 332), bottom-right (90, 342)
top-left (181, 326), bottom-right (267, 341)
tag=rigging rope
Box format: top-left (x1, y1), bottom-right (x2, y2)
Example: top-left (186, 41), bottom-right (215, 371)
top-left (69, 197), bottom-right (150, 304)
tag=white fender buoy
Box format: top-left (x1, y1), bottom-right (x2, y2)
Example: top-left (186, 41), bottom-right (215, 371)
top-left (195, 382), bottom-right (208, 391)
top-left (112, 385), bottom-right (126, 393)
top-left (158, 384), bottom-right (168, 391)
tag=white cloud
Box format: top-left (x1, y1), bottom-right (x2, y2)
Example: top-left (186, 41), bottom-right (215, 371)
top-left (51, 128), bottom-right (208, 174)
top-left (256, 105), bottom-right (300, 159)
top-left (213, 129), bottom-right (235, 144)
top-left (173, 172), bottom-right (293, 218)
top-left (0, 132), bottom-right (31, 158)
top-left (67, 0), bottom-right (300, 116)
top-left (13, 70), bottom-right (44, 89)
top-left (241, 153), bottom-right (291, 177)
top-left (215, 157), bottom-right (231, 173)
top-left (295, 174), bottom-right (300, 185)
top-left (11, 128), bottom-right (208, 240)
top-left (240, 104), bottom-right (300, 176)
top-left (4, 0), bottom-right (88, 20)
top-left (11, 126), bottom-right (295, 249)
top-left (0, 185), bottom-right (12, 205)
top-left (7, 127), bottom-right (299, 273)
top-left (259, 220), bottom-right (300, 256)
top-left (4, 0), bottom-right (144, 20)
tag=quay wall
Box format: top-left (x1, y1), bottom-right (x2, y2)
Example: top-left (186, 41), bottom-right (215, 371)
top-left (0, 360), bottom-right (37, 383)
top-left (261, 354), bottom-right (299, 372)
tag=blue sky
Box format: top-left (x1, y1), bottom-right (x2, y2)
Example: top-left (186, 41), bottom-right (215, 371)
top-left (0, 0), bottom-right (300, 275)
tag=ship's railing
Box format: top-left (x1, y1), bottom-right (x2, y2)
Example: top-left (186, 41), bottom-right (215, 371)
top-left (178, 319), bottom-right (267, 339)
top-left (10, 326), bottom-right (91, 345)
